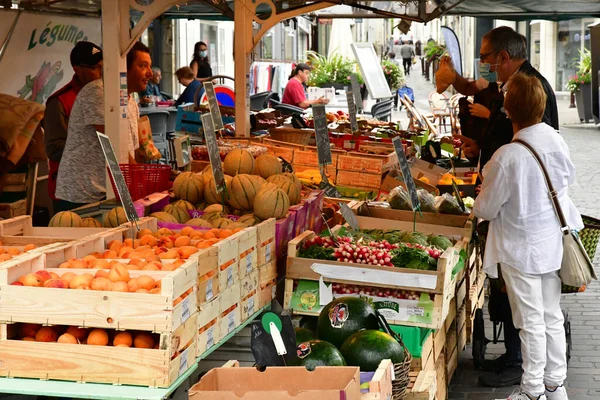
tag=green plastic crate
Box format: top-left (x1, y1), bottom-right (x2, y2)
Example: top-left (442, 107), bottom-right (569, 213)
top-left (388, 325), bottom-right (432, 358)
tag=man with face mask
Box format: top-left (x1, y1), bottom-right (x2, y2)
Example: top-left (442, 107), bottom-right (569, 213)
top-left (435, 26), bottom-right (559, 390)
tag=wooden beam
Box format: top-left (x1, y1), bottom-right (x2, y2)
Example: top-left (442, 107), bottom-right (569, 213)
top-left (234, 0), bottom-right (252, 137)
top-left (198, 0), bottom-right (234, 20)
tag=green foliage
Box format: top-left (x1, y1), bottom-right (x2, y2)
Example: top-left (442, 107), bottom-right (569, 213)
top-left (306, 50), bottom-right (363, 87)
top-left (423, 40), bottom-right (445, 61)
top-left (381, 59), bottom-right (405, 90)
top-left (567, 49), bottom-right (591, 92)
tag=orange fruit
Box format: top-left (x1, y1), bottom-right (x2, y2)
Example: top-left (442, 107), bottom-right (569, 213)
top-left (113, 332), bottom-right (133, 347)
top-left (134, 332), bottom-right (155, 349)
top-left (87, 329), bottom-right (109, 346)
top-left (65, 326), bottom-right (89, 341)
top-left (57, 333), bottom-right (78, 344)
top-left (136, 275), bottom-right (156, 291)
top-left (35, 326), bottom-right (58, 342)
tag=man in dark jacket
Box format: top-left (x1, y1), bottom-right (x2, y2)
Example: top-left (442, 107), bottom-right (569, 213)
top-left (44, 41), bottom-right (103, 213)
top-left (435, 26), bottom-right (559, 389)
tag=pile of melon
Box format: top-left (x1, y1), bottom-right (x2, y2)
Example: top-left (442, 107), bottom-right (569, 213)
top-left (155, 150), bottom-right (302, 229)
top-left (49, 207), bottom-right (128, 229)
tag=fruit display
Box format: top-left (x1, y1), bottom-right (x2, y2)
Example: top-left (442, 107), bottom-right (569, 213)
top-left (299, 229), bottom-right (450, 271)
top-left (9, 323), bottom-right (160, 348)
top-left (290, 339), bottom-right (346, 370)
top-left (387, 185), bottom-right (470, 215)
top-left (317, 297), bottom-right (379, 348)
top-left (191, 141), bottom-right (267, 162)
top-left (0, 243), bottom-right (37, 262)
top-left (48, 211), bottom-right (83, 227)
top-left (339, 330), bottom-right (405, 372)
top-left (294, 327), bottom-right (316, 344)
top-left (437, 172), bottom-right (477, 186)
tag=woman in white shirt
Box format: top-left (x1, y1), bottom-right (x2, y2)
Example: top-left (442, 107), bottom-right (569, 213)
top-left (474, 72), bottom-right (583, 400)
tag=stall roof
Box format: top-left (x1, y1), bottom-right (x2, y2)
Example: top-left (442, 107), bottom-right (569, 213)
top-left (446, 0), bottom-right (600, 20)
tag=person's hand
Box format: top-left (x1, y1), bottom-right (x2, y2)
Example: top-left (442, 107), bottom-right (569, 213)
top-left (468, 103), bottom-right (491, 119)
top-left (453, 134), bottom-right (479, 159)
top-left (141, 96), bottom-right (152, 104)
top-left (317, 97), bottom-right (330, 105)
top-left (435, 55), bottom-right (456, 94)
top-left (475, 184), bottom-right (482, 195)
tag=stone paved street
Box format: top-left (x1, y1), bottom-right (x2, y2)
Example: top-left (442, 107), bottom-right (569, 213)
top-left (395, 63), bottom-right (600, 399)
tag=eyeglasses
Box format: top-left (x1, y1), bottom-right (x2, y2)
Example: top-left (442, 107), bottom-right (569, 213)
top-left (479, 51), bottom-right (494, 61)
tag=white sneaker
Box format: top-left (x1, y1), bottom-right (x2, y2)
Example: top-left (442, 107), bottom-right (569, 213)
top-left (545, 385), bottom-right (568, 400)
top-left (506, 389), bottom-right (547, 400)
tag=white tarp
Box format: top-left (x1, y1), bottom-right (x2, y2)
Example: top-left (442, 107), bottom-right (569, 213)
top-left (327, 19), bottom-right (355, 60)
top-left (0, 11), bottom-right (101, 104)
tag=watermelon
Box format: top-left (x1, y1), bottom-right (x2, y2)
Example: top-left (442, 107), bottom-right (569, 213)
top-left (317, 297), bottom-right (379, 348)
top-left (340, 330), bottom-right (405, 372)
top-left (299, 315), bottom-right (319, 333)
top-left (290, 340), bottom-right (346, 371)
top-left (294, 327), bottom-right (316, 344)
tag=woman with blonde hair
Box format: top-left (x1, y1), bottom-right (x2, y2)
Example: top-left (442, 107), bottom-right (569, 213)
top-left (474, 72), bottom-right (583, 400)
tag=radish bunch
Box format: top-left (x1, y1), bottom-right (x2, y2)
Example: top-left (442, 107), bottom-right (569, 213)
top-left (331, 283), bottom-right (422, 301)
top-left (404, 242), bottom-right (442, 260)
top-left (330, 239), bottom-right (399, 267)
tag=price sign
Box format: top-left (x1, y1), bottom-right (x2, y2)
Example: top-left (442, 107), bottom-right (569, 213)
top-left (451, 179), bottom-right (466, 212)
top-left (96, 133), bottom-right (139, 226)
top-left (339, 202), bottom-right (359, 230)
top-left (312, 104), bottom-right (332, 166)
top-left (392, 136), bottom-right (420, 211)
top-left (350, 74), bottom-right (362, 113)
top-left (203, 81), bottom-right (224, 130)
top-left (201, 113), bottom-right (225, 193)
top-left (346, 90), bottom-right (359, 133)
top-left (319, 168), bottom-right (341, 198)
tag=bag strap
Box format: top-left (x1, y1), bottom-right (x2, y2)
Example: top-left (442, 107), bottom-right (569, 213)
top-left (512, 139), bottom-right (569, 233)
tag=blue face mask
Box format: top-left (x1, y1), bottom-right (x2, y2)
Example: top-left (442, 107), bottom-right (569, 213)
top-left (199, 50), bottom-right (207, 58)
top-left (479, 61), bottom-right (499, 83)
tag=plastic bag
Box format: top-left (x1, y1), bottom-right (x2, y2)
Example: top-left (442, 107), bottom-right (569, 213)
top-left (418, 189), bottom-right (438, 213)
top-left (435, 193), bottom-right (463, 215)
top-left (388, 186), bottom-right (412, 210)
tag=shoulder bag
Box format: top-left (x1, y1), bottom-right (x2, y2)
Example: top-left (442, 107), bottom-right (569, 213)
top-left (513, 139), bottom-right (597, 287)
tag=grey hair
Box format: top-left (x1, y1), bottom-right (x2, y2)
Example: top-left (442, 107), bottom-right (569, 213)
top-left (483, 26), bottom-right (527, 60)
top-left (152, 66), bottom-right (161, 73)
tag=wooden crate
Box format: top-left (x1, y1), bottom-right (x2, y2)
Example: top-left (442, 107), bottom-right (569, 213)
top-left (445, 320), bottom-right (457, 361)
top-left (435, 351), bottom-right (447, 400)
top-left (260, 138), bottom-right (304, 162)
top-left (197, 297), bottom-right (220, 357)
top-left (361, 360), bottom-right (394, 400)
top-left (0, 199), bottom-right (26, 219)
top-left (235, 227), bottom-right (258, 280)
top-left (241, 290), bottom-right (259, 321)
top-left (259, 259), bottom-right (277, 288)
top-left (335, 170), bottom-right (381, 190)
top-left (259, 280), bottom-right (276, 308)
top-left (293, 163), bottom-right (337, 183)
top-left (220, 281), bottom-right (241, 314)
top-left (219, 304), bottom-right (241, 338)
top-left (215, 236), bottom-right (240, 292)
top-left (337, 152), bottom-right (397, 175)
top-left (410, 330), bottom-right (434, 372)
top-left (406, 370), bottom-right (437, 400)
top-left (433, 326), bottom-right (446, 363)
top-left (0, 312), bottom-right (198, 387)
top-left (292, 147), bottom-right (344, 167)
top-left (241, 269), bottom-right (259, 299)
top-left (256, 218), bottom-right (276, 267)
top-left (0, 253), bottom-right (197, 333)
top-left (197, 247), bottom-right (219, 306)
top-left (457, 305), bottom-right (467, 352)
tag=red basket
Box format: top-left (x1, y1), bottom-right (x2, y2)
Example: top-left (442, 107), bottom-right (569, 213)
top-left (109, 164), bottom-right (171, 202)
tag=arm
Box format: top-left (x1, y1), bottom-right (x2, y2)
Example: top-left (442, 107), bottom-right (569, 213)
top-left (473, 158), bottom-right (510, 221)
top-left (297, 97), bottom-right (329, 109)
top-left (43, 98), bottom-right (68, 162)
top-left (436, 57), bottom-right (479, 95)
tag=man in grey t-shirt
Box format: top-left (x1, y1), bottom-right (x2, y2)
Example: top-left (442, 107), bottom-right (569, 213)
top-left (400, 41), bottom-right (415, 76)
top-left (55, 42), bottom-right (153, 211)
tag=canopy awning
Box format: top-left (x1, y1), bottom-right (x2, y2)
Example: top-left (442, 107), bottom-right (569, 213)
top-left (447, 0), bottom-right (600, 20)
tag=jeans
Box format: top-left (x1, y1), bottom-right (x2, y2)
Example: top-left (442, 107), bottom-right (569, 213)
top-left (403, 58), bottom-right (411, 75)
top-left (501, 263), bottom-right (567, 397)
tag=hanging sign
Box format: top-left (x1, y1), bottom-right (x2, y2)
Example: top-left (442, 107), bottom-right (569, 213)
top-left (451, 179), bottom-right (466, 212)
top-left (312, 104), bottom-right (332, 166)
top-left (392, 136), bottom-right (420, 211)
top-left (203, 81), bottom-right (224, 130)
top-left (339, 202), bottom-right (359, 230)
top-left (346, 90), bottom-right (359, 133)
top-left (201, 113), bottom-right (225, 193)
top-left (96, 132), bottom-right (139, 225)
top-left (349, 74), bottom-right (363, 113)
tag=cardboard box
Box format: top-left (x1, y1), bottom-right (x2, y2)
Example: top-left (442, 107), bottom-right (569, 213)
top-left (189, 362), bottom-right (361, 400)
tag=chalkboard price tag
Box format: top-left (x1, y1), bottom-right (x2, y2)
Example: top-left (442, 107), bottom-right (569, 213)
top-left (392, 136), bottom-right (420, 211)
top-left (250, 311), bottom-right (297, 367)
top-left (319, 168), bottom-right (341, 198)
top-left (201, 113), bottom-right (225, 193)
top-left (312, 104), bottom-right (332, 166)
top-left (451, 179), bottom-right (466, 212)
top-left (96, 132), bottom-right (139, 226)
top-left (349, 74), bottom-right (362, 113)
top-left (339, 202), bottom-right (359, 230)
top-left (346, 90), bottom-right (359, 133)
top-left (203, 81), bottom-right (224, 130)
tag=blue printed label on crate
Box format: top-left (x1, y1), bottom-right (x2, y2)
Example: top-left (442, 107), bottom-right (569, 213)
top-left (181, 296), bottom-right (191, 323)
top-left (206, 327), bottom-right (215, 348)
top-left (227, 266), bottom-right (234, 287)
top-left (206, 279), bottom-right (214, 301)
top-left (227, 311), bottom-right (236, 333)
top-left (246, 254), bottom-right (253, 274)
top-left (265, 243), bottom-right (272, 263)
top-left (179, 348), bottom-right (189, 376)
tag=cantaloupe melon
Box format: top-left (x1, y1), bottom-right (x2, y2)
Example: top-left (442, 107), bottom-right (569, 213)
top-left (212, 218), bottom-right (233, 228)
top-left (150, 212), bottom-right (178, 223)
top-left (267, 175), bottom-right (300, 205)
top-left (103, 207), bottom-right (128, 228)
top-left (253, 154), bottom-right (282, 179)
top-left (203, 204), bottom-right (229, 214)
top-left (49, 211), bottom-right (83, 228)
top-left (163, 204), bottom-right (190, 223)
top-left (171, 199), bottom-right (195, 211)
top-left (229, 222), bottom-right (247, 229)
top-left (237, 214), bottom-right (262, 227)
top-left (186, 218), bottom-right (212, 228)
top-left (223, 149), bottom-right (255, 176)
top-left (195, 202), bottom-right (206, 210)
top-left (282, 172), bottom-right (302, 192)
top-left (81, 217), bottom-right (102, 228)
top-left (200, 212), bottom-right (227, 223)
top-left (204, 175), bottom-right (233, 205)
top-left (227, 174), bottom-right (262, 211)
top-left (173, 173), bottom-right (204, 204)
top-left (253, 186), bottom-right (290, 220)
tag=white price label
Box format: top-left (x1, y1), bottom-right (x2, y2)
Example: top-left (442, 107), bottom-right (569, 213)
top-left (246, 254), bottom-right (253, 273)
top-left (265, 243), bottom-right (272, 263)
top-left (227, 266), bottom-right (233, 287)
top-left (205, 278), bottom-right (214, 301)
top-left (227, 311), bottom-right (236, 333)
top-left (247, 297), bottom-right (255, 315)
top-left (179, 348), bottom-right (189, 376)
top-left (407, 307), bottom-right (425, 317)
top-left (181, 296), bottom-right (191, 323)
top-left (206, 326), bottom-right (215, 348)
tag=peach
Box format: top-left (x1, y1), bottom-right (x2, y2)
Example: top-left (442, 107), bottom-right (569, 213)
top-left (133, 239), bottom-right (141, 249)
top-left (113, 331), bottom-right (133, 347)
top-left (57, 333), bottom-right (78, 344)
top-left (7, 248), bottom-right (21, 256)
top-left (34, 270), bottom-right (52, 282)
top-left (81, 273), bottom-right (95, 285)
top-left (127, 278), bottom-right (139, 292)
top-left (22, 336), bottom-right (36, 341)
top-left (87, 329), bottom-right (109, 346)
top-left (157, 228), bottom-right (173, 237)
top-left (22, 273), bottom-right (44, 287)
top-left (178, 247), bottom-right (198, 259)
top-left (137, 275), bottom-right (156, 290)
top-left (111, 281), bottom-right (129, 292)
top-left (149, 287), bottom-right (161, 294)
top-left (70, 259), bottom-right (88, 269)
top-left (123, 238), bottom-right (134, 248)
top-left (160, 238), bottom-right (174, 249)
top-left (20, 323), bottom-right (41, 338)
top-left (125, 263), bottom-right (142, 271)
top-left (139, 234), bottom-right (157, 247)
top-left (107, 264), bottom-right (130, 283)
top-left (136, 288), bottom-right (150, 293)
top-left (133, 332), bottom-right (155, 349)
top-left (142, 263), bottom-right (161, 271)
top-left (180, 227), bottom-right (194, 237)
top-left (137, 228), bottom-right (153, 238)
top-left (82, 255), bottom-right (97, 265)
top-left (59, 261), bottom-right (73, 268)
top-left (127, 252), bottom-right (144, 260)
top-left (92, 259), bottom-right (110, 269)
top-left (173, 259), bottom-right (186, 267)
top-left (66, 326), bottom-right (89, 341)
top-left (60, 272), bottom-right (76, 283)
top-left (95, 269), bottom-right (109, 279)
top-left (49, 272), bottom-right (60, 280)
top-left (161, 263), bottom-right (177, 271)
top-left (70, 275), bottom-right (91, 289)
top-left (158, 249), bottom-right (179, 260)
top-left (155, 279), bottom-right (162, 288)
top-left (35, 326), bottom-right (58, 342)
top-left (23, 244), bottom-right (36, 252)
top-left (44, 279), bottom-right (67, 289)
top-left (102, 250), bottom-right (118, 259)
top-left (0, 254), bottom-right (13, 262)
top-left (174, 236), bottom-right (191, 248)
top-left (90, 277), bottom-right (112, 291)
top-left (10, 281), bottom-right (23, 286)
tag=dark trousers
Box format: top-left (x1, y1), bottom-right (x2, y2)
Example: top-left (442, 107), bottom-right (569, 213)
top-left (53, 199), bottom-right (87, 214)
top-left (402, 58), bottom-right (412, 75)
top-left (489, 276), bottom-right (522, 364)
